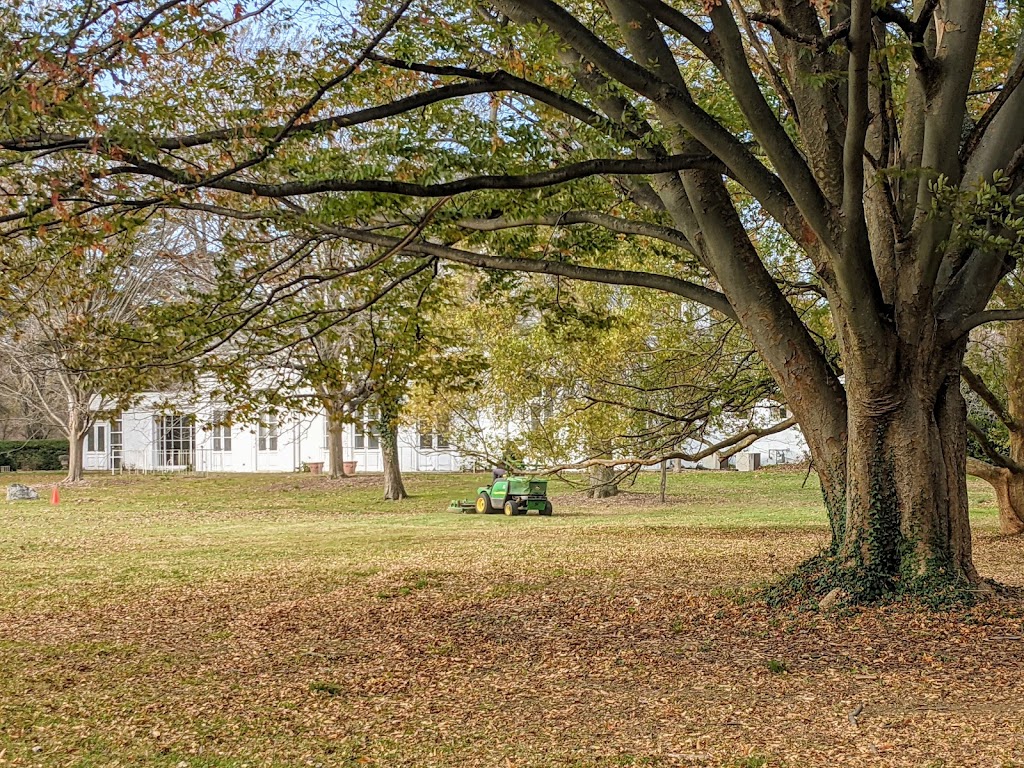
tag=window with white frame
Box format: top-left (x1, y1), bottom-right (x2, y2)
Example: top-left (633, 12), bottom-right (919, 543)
top-left (418, 426), bottom-right (451, 451)
top-left (86, 423), bottom-right (106, 452)
top-left (157, 413), bottom-right (194, 467)
top-left (354, 407), bottom-right (379, 450)
top-left (211, 409), bottom-right (232, 452)
top-left (258, 411), bottom-right (279, 452)
top-left (110, 415), bottom-right (122, 470)
top-left (419, 429), bottom-right (433, 450)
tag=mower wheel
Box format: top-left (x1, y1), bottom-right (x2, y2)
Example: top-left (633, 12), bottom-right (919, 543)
top-left (475, 493), bottom-right (491, 514)
top-left (503, 499), bottom-right (518, 516)
top-left (540, 501), bottom-right (553, 516)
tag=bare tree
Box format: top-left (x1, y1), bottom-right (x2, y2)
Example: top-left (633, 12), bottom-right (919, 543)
top-left (0, 225), bottom-right (184, 481)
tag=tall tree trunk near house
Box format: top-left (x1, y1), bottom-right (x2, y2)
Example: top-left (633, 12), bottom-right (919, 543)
top-left (379, 399), bottom-right (407, 501)
top-left (65, 409), bottom-right (85, 484)
top-left (964, 323), bottom-right (1024, 535)
top-left (325, 406), bottom-right (348, 479)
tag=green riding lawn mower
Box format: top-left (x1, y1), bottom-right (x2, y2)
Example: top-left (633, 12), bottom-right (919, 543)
top-left (448, 476), bottom-right (553, 516)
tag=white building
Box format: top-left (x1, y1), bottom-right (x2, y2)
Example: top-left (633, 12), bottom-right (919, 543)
top-left (82, 391), bottom-right (806, 475)
top-left (688, 405), bottom-right (809, 470)
top-left (84, 393), bottom-right (462, 473)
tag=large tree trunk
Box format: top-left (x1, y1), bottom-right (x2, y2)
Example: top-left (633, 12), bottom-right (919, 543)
top-left (379, 399), bottom-right (407, 501)
top-left (807, 344), bottom-right (981, 600)
top-left (325, 406), bottom-right (347, 479)
top-left (590, 0), bottom-right (983, 602)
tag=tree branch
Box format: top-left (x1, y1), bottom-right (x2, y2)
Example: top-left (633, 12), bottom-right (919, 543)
top-left (492, 0), bottom-right (812, 245)
top-left (365, 55), bottom-right (634, 142)
top-left (961, 365), bottom-right (1018, 431)
top-left (966, 420), bottom-right (1023, 473)
top-left (455, 210), bottom-right (694, 252)
top-left (188, 0), bottom-right (415, 190)
top-left (966, 455), bottom-right (1011, 484)
top-left (115, 152), bottom-right (727, 199)
top-left (747, 13), bottom-right (849, 51)
top-left (632, 0), bottom-right (718, 63)
top-left (1, 81), bottom-right (497, 153)
top-left (167, 199), bottom-right (735, 318)
top-left (961, 56), bottom-right (1024, 164)
top-left (832, 0), bottom-right (890, 349)
top-left (727, 0), bottom-right (800, 122)
top-left (313, 223), bottom-right (737, 319)
top-left (951, 308), bottom-right (1024, 340)
top-left (707, 3), bottom-right (834, 242)
top-left (540, 417), bottom-right (798, 472)
top-left (875, 3), bottom-right (934, 71)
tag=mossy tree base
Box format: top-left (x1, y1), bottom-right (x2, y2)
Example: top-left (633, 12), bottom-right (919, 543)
top-left (789, 347), bottom-right (983, 609)
top-left (764, 550), bottom-right (992, 610)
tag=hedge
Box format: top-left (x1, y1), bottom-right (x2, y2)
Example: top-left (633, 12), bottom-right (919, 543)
top-left (0, 439), bottom-right (70, 471)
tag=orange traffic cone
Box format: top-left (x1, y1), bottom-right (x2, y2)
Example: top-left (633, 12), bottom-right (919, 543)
top-left (51, 485), bottom-right (60, 505)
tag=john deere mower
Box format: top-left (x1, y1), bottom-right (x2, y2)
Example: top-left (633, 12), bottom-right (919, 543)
top-left (449, 476), bottom-right (553, 516)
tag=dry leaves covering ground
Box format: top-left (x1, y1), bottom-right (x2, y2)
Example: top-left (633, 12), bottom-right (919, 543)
top-left (0, 471), bottom-right (1022, 768)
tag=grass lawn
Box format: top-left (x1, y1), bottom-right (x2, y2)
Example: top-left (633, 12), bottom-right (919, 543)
top-left (1, 470), bottom-right (1022, 768)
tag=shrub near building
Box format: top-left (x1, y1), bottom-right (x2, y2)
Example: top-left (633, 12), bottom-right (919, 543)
top-left (0, 440), bottom-right (69, 471)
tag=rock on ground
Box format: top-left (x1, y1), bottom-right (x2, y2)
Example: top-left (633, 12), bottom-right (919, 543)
top-left (6, 483), bottom-right (39, 501)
